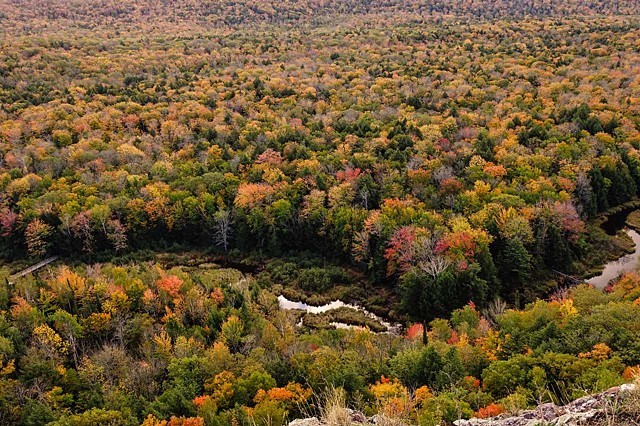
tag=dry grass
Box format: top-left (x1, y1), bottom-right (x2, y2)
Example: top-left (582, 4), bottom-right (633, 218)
top-left (592, 381), bottom-right (640, 426)
top-left (617, 381), bottom-right (640, 425)
top-left (315, 387), bottom-right (411, 426)
top-left (300, 386), bottom-right (412, 426)
top-left (320, 387), bottom-right (353, 426)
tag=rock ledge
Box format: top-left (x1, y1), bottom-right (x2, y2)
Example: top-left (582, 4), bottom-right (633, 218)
top-left (288, 384), bottom-right (638, 426)
top-left (455, 383), bottom-right (637, 426)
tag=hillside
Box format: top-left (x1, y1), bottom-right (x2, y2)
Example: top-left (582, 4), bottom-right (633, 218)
top-left (2, 0), bottom-right (640, 425)
top-left (1, 0), bottom-right (640, 29)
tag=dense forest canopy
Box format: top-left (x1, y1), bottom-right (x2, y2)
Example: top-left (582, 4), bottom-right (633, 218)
top-left (1, 0), bottom-right (640, 425)
top-left (2, 4), bottom-right (640, 300)
top-left (2, 0), bottom-right (640, 27)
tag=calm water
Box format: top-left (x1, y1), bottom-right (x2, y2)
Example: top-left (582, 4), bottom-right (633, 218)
top-left (277, 295), bottom-right (401, 333)
top-left (586, 228), bottom-right (640, 289)
top-left (277, 296), bottom-right (349, 314)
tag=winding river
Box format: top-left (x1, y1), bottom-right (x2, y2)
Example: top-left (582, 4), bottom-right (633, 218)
top-left (277, 295), bottom-right (402, 333)
top-left (586, 229), bottom-right (640, 289)
top-left (278, 209), bottom-right (640, 330)
top-left (586, 209), bottom-right (640, 289)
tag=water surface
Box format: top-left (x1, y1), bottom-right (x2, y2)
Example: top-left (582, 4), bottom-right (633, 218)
top-left (277, 295), bottom-right (401, 333)
top-left (587, 228), bottom-right (640, 289)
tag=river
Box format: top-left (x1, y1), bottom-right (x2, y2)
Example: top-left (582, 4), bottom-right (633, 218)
top-left (586, 229), bottom-right (640, 289)
top-left (277, 295), bottom-right (402, 333)
top-left (586, 208), bottom-right (640, 289)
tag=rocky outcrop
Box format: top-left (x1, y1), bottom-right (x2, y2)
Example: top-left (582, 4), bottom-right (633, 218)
top-left (287, 409), bottom-right (384, 425)
top-left (288, 418), bottom-right (324, 426)
top-left (288, 384), bottom-right (639, 426)
top-left (455, 383), bottom-right (638, 426)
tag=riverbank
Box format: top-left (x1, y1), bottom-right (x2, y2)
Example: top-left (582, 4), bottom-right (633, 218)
top-left (626, 210), bottom-right (640, 230)
top-left (580, 202), bottom-right (640, 287)
top-left (277, 295), bottom-right (402, 333)
top-left (177, 251), bottom-right (403, 323)
top-left (580, 228), bottom-right (635, 279)
top-left (586, 229), bottom-right (640, 289)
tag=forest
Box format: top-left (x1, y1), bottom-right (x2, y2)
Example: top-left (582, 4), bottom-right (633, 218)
top-left (1, 0), bottom-right (640, 424)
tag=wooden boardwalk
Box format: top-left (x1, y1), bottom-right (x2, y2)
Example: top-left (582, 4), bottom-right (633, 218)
top-left (8, 256), bottom-right (59, 284)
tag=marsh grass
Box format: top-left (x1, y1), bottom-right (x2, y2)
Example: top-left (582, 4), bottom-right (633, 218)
top-left (314, 387), bottom-right (353, 426)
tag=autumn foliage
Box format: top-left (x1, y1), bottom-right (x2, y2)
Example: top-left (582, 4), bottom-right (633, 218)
top-left (0, 0), bottom-right (639, 425)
